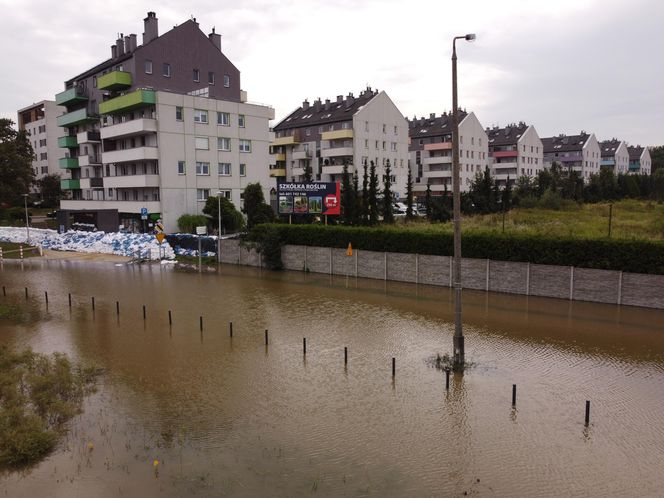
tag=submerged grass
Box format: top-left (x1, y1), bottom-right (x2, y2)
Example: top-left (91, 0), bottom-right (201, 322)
top-left (0, 346), bottom-right (100, 469)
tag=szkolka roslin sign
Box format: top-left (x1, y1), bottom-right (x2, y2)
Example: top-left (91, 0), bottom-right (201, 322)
top-left (277, 182), bottom-right (341, 216)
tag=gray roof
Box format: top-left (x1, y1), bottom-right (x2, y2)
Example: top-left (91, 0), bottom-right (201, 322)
top-left (407, 111), bottom-right (467, 139)
top-left (628, 145), bottom-right (644, 160)
top-left (542, 133), bottom-right (591, 153)
top-left (486, 122), bottom-right (529, 147)
top-left (598, 139), bottom-right (622, 158)
top-left (273, 88), bottom-right (378, 131)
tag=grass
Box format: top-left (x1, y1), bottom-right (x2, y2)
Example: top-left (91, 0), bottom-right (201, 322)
top-left (400, 200), bottom-right (664, 240)
top-left (0, 242), bottom-right (40, 259)
top-left (0, 346), bottom-right (100, 469)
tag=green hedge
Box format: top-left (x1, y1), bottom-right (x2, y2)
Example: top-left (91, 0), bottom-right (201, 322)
top-left (247, 224), bottom-right (664, 275)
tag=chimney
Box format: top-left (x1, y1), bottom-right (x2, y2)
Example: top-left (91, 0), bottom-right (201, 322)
top-left (124, 35), bottom-right (131, 53)
top-left (345, 93), bottom-right (354, 107)
top-left (302, 99), bottom-right (310, 110)
top-left (324, 99), bottom-right (331, 110)
top-left (208, 27), bottom-right (221, 51)
top-left (314, 99), bottom-right (321, 112)
top-left (429, 113), bottom-right (435, 119)
top-left (336, 95), bottom-right (343, 103)
top-left (111, 44), bottom-right (117, 58)
top-left (143, 11), bottom-right (159, 44)
top-left (129, 33), bottom-right (137, 51)
top-left (116, 34), bottom-right (125, 56)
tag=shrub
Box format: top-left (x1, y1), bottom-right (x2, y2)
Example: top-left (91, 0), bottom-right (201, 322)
top-left (176, 214), bottom-right (208, 234)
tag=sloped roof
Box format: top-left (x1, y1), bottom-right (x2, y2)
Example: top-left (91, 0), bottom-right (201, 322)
top-left (628, 145), bottom-right (644, 160)
top-left (407, 111), bottom-right (467, 139)
top-left (542, 133), bottom-right (591, 153)
top-left (598, 139), bottom-right (622, 158)
top-left (486, 122), bottom-right (529, 147)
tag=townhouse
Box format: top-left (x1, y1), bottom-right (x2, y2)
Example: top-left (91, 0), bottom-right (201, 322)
top-left (542, 132), bottom-right (601, 179)
top-left (54, 12), bottom-right (274, 232)
top-left (627, 146), bottom-right (652, 175)
top-left (599, 139), bottom-right (630, 175)
top-left (485, 122), bottom-right (543, 186)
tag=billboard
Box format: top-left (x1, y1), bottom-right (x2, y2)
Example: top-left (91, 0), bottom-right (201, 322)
top-left (277, 182), bottom-right (341, 216)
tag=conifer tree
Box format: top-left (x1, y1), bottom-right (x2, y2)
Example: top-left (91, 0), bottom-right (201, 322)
top-left (368, 161), bottom-right (379, 225)
top-left (341, 160), bottom-right (354, 224)
top-left (382, 160), bottom-right (394, 224)
top-left (406, 166), bottom-right (414, 220)
top-left (361, 159), bottom-right (369, 224)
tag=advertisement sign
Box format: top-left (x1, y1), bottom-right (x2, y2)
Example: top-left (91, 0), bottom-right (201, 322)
top-left (277, 182), bottom-right (341, 216)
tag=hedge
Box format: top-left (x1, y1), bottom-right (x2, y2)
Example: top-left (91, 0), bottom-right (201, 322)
top-left (247, 224), bottom-right (664, 275)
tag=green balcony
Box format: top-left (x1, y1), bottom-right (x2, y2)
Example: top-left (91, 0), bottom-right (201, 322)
top-left (60, 179), bottom-right (80, 190)
top-left (57, 136), bottom-right (78, 148)
top-left (98, 70), bottom-right (133, 91)
top-left (100, 89), bottom-right (156, 115)
top-left (55, 87), bottom-right (88, 106)
top-left (59, 157), bottom-right (79, 169)
top-left (57, 108), bottom-right (98, 127)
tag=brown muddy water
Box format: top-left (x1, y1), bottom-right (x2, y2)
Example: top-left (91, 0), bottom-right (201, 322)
top-left (0, 259), bottom-right (663, 497)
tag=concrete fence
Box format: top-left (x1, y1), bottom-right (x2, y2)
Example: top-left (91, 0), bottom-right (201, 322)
top-left (219, 240), bottom-right (664, 309)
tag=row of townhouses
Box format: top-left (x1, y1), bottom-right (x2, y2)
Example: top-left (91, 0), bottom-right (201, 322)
top-left (18, 12), bottom-right (654, 232)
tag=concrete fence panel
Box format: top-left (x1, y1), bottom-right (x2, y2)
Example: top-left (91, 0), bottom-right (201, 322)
top-left (489, 260), bottom-right (529, 295)
top-left (332, 248), bottom-right (355, 276)
top-left (572, 268), bottom-right (621, 304)
top-left (281, 245), bottom-right (305, 271)
top-left (387, 252), bottom-right (417, 283)
top-left (417, 255), bottom-right (451, 286)
top-left (240, 246), bottom-right (261, 267)
top-left (621, 273), bottom-right (664, 309)
top-left (461, 258), bottom-right (488, 290)
top-left (357, 249), bottom-right (385, 280)
top-left (219, 239), bottom-right (240, 264)
top-left (305, 246), bottom-right (331, 274)
top-left (529, 264), bottom-right (571, 300)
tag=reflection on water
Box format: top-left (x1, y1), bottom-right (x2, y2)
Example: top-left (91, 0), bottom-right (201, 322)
top-left (1, 259), bottom-right (663, 496)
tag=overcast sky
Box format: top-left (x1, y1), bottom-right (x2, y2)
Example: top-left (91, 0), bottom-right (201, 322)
top-left (1, 0), bottom-right (662, 145)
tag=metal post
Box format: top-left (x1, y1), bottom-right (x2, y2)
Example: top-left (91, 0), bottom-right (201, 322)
top-left (91, 296), bottom-right (95, 311)
top-left (229, 321), bottom-right (233, 337)
top-left (585, 400), bottom-right (590, 425)
top-left (68, 293), bottom-right (71, 307)
top-left (24, 287), bottom-right (28, 299)
top-left (198, 237), bottom-right (202, 272)
top-left (23, 194), bottom-right (30, 244)
top-left (303, 337), bottom-right (307, 355)
top-left (344, 346), bottom-right (348, 365)
top-left (608, 203), bottom-right (613, 238)
top-left (218, 194), bottom-right (222, 263)
top-left (452, 36), bottom-right (464, 369)
top-left (445, 368), bottom-right (450, 390)
top-left (512, 384), bottom-right (517, 406)
top-left (392, 357), bottom-right (396, 377)
top-left (143, 305), bottom-right (146, 320)
top-left (265, 329), bottom-right (269, 345)
top-left (168, 310), bottom-right (172, 325)
top-left (199, 316), bottom-right (203, 331)
top-left (116, 301), bottom-right (120, 315)
top-left (44, 291), bottom-right (48, 304)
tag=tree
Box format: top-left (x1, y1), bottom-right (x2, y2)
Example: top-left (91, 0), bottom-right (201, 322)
top-left (352, 169), bottom-right (360, 226)
top-left (513, 175), bottom-right (535, 206)
top-left (501, 178), bottom-right (513, 211)
top-left (341, 161), bottom-right (354, 224)
top-left (243, 182), bottom-right (275, 228)
top-left (37, 174), bottom-right (63, 208)
top-left (468, 166), bottom-right (498, 214)
top-left (0, 118), bottom-right (35, 206)
top-left (425, 182), bottom-right (432, 219)
top-left (177, 214), bottom-right (208, 233)
top-left (382, 160), bottom-right (394, 224)
top-left (368, 161), bottom-right (379, 225)
top-left (202, 195), bottom-right (245, 233)
top-left (361, 159), bottom-right (369, 224)
top-left (405, 165), bottom-right (414, 220)
top-left (653, 168), bottom-right (664, 202)
top-left (651, 145), bottom-right (664, 175)
top-left (560, 170), bottom-right (583, 201)
top-left (303, 161), bottom-right (313, 182)
top-left (598, 168), bottom-right (618, 200)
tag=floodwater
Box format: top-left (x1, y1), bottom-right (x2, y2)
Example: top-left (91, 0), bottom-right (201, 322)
top-left (1, 259), bottom-right (663, 497)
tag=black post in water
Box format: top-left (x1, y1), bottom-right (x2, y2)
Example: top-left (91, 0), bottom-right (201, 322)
top-left (143, 305), bottom-right (146, 320)
top-left (199, 316), bottom-right (203, 331)
top-left (44, 291), bottom-right (48, 304)
top-left (2, 286), bottom-right (5, 297)
top-left (116, 301), bottom-right (120, 315)
top-left (24, 287), bottom-right (28, 299)
top-left (229, 322), bottom-right (233, 337)
top-left (344, 347), bottom-right (348, 365)
top-left (91, 297), bottom-right (95, 311)
top-left (585, 400), bottom-right (590, 426)
top-left (445, 369), bottom-right (450, 390)
top-left (303, 337), bottom-right (307, 355)
top-left (392, 357), bottom-right (396, 377)
top-left (68, 293), bottom-right (72, 307)
top-left (168, 310), bottom-right (172, 325)
top-left (265, 329), bottom-right (268, 345)
top-left (512, 384), bottom-right (517, 406)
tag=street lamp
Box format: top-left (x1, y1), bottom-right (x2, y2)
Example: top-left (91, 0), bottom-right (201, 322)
top-left (22, 194), bottom-right (30, 244)
top-left (217, 191), bottom-right (224, 263)
top-left (451, 33), bottom-right (475, 370)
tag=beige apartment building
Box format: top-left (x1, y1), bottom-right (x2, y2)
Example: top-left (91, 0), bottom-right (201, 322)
top-left (486, 123), bottom-right (543, 186)
top-left (17, 100), bottom-right (67, 189)
top-left (270, 88), bottom-right (410, 198)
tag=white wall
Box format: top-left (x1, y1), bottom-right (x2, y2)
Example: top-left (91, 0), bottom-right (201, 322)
top-left (458, 112), bottom-right (489, 190)
top-left (516, 125), bottom-right (544, 178)
top-left (582, 134), bottom-right (601, 179)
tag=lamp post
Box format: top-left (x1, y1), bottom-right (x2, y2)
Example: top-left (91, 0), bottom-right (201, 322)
top-left (451, 33), bottom-right (475, 370)
top-left (217, 191), bottom-right (224, 263)
top-left (22, 194), bottom-right (30, 244)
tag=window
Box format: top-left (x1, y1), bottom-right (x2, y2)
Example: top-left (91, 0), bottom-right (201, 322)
top-left (40, 152), bottom-right (48, 160)
top-left (365, 139), bottom-right (368, 149)
top-left (365, 121), bottom-right (369, 132)
top-left (193, 69), bottom-right (200, 82)
top-left (382, 124), bottom-right (386, 133)
top-left (394, 125), bottom-right (398, 135)
top-left (342, 122), bottom-right (350, 129)
top-left (382, 141), bottom-right (386, 150)
top-left (217, 112), bottom-right (230, 126)
top-left (218, 162), bottom-right (231, 176)
top-left (176, 106), bottom-right (183, 121)
top-left (195, 137), bottom-right (209, 150)
top-left (239, 114), bottom-right (245, 128)
top-left (93, 76), bottom-right (97, 88)
top-left (144, 59), bottom-right (153, 74)
top-left (194, 109), bottom-right (208, 123)
top-left (239, 163), bottom-right (246, 176)
top-left (219, 190), bottom-right (231, 199)
top-left (391, 142), bottom-right (397, 152)
top-left (318, 126), bottom-right (323, 133)
top-left (177, 161), bottom-right (185, 175)
top-left (329, 124), bottom-right (334, 132)
top-left (108, 188), bottom-right (113, 197)
top-left (197, 188), bottom-right (210, 201)
top-left (223, 74), bottom-right (230, 87)
top-left (375, 140), bottom-right (379, 149)
top-left (208, 72), bottom-right (215, 85)
top-left (163, 63), bottom-right (171, 77)
top-left (239, 139), bottom-right (251, 153)
top-left (218, 137), bottom-right (231, 151)
top-left (196, 162), bottom-right (210, 175)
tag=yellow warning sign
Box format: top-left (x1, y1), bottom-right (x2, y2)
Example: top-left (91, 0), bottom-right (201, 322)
top-left (156, 233), bottom-right (165, 244)
top-left (346, 243), bottom-right (353, 257)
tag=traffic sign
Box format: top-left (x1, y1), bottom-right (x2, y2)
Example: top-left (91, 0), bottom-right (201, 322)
top-left (156, 233), bottom-right (165, 244)
top-left (141, 207), bottom-right (148, 220)
top-left (196, 226), bottom-right (207, 235)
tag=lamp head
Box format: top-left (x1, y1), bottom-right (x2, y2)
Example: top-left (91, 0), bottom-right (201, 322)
top-left (465, 33), bottom-right (476, 41)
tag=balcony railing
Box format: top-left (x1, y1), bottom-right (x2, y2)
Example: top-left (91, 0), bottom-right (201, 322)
top-left (55, 86), bottom-right (88, 106)
top-left (59, 157), bottom-right (79, 169)
top-left (97, 71), bottom-right (132, 91)
top-left (57, 108), bottom-right (99, 127)
top-left (99, 89), bottom-right (156, 115)
top-left (60, 179), bottom-right (80, 190)
top-left (57, 136), bottom-right (78, 148)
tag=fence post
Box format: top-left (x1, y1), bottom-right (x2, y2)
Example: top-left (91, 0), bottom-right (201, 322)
top-left (526, 262), bottom-right (530, 296)
top-left (384, 252), bottom-right (388, 281)
top-left (304, 245), bottom-right (307, 272)
top-left (449, 258), bottom-right (453, 287)
top-left (415, 253), bottom-right (419, 285)
top-left (355, 249), bottom-right (358, 278)
top-left (486, 259), bottom-right (490, 291)
top-left (569, 267), bottom-right (575, 300)
top-left (617, 271), bottom-right (623, 305)
top-left (330, 247), bottom-right (333, 275)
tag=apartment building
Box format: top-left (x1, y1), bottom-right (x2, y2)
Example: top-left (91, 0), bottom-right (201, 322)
top-left (598, 139), bottom-right (630, 175)
top-left (270, 88), bottom-right (410, 197)
top-left (55, 12), bottom-right (274, 232)
top-left (17, 100), bottom-right (67, 189)
top-left (627, 146), bottom-right (652, 175)
top-left (542, 133), bottom-right (601, 179)
top-left (408, 111), bottom-right (488, 196)
top-left (485, 122), bottom-right (543, 186)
